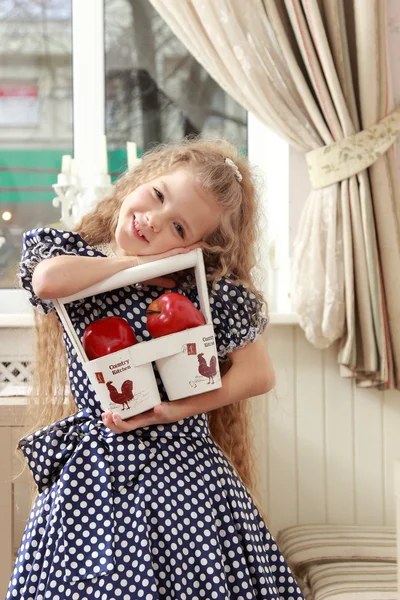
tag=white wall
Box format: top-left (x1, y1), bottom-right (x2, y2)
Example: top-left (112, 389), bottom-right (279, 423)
top-left (257, 326), bottom-right (400, 537)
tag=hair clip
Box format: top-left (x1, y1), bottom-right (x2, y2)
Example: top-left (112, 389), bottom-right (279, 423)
top-left (224, 157), bottom-right (243, 182)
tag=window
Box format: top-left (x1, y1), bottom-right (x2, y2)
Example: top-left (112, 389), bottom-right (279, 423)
top-left (0, 0), bottom-right (73, 289)
top-left (2, 1), bottom-right (295, 318)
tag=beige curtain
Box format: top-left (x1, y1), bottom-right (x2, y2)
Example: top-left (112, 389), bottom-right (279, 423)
top-left (149, 0), bottom-right (400, 389)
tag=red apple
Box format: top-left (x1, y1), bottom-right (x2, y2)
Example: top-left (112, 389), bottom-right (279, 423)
top-left (82, 316), bottom-right (136, 360)
top-left (146, 292), bottom-right (205, 338)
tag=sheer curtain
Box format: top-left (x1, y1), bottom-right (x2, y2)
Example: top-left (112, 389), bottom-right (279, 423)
top-left (149, 0), bottom-right (400, 389)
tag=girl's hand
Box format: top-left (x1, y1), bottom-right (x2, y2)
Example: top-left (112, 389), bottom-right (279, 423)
top-left (137, 243), bottom-right (205, 288)
top-left (101, 402), bottom-right (185, 433)
top-left (101, 342), bottom-right (275, 434)
top-left (137, 243), bottom-right (204, 266)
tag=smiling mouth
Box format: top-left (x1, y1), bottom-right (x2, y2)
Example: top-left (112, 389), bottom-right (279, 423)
top-left (132, 217), bottom-right (149, 242)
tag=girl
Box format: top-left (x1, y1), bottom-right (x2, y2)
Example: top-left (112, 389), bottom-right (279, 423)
top-left (7, 138), bottom-right (304, 600)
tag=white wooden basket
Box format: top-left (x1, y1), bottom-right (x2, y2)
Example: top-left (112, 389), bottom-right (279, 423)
top-left (53, 249), bottom-right (221, 419)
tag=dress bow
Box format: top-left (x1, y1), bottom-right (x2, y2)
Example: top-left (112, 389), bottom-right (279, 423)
top-left (18, 409), bottom-right (156, 582)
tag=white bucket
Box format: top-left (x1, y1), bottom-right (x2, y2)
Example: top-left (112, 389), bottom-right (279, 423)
top-left (83, 346), bottom-right (160, 419)
top-left (155, 323), bottom-right (221, 400)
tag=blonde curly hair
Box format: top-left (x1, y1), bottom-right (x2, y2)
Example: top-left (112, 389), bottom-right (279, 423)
top-left (29, 137), bottom-right (266, 499)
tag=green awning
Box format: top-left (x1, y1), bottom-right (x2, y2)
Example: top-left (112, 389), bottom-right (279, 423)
top-left (0, 148), bottom-right (132, 204)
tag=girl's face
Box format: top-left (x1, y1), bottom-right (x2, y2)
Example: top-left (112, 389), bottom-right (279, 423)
top-left (114, 168), bottom-right (221, 256)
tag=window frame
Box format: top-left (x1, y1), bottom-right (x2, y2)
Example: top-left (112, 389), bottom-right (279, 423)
top-left (247, 113), bottom-right (292, 314)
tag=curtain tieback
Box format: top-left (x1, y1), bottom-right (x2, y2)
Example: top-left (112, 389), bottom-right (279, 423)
top-left (306, 106), bottom-right (400, 190)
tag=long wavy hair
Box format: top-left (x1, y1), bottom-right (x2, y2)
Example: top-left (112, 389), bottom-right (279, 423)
top-left (28, 137), bottom-right (267, 499)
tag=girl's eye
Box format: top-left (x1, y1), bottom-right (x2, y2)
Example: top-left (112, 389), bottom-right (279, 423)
top-left (174, 222), bottom-right (185, 239)
top-left (153, 187), bottom-right (164, 202)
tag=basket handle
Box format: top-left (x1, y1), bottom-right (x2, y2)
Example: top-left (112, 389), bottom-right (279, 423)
top-left (53, 250), bottom-right (212, 360)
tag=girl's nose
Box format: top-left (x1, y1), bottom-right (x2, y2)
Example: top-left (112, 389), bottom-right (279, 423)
top-left (146, 212), bottom-right (162, 233)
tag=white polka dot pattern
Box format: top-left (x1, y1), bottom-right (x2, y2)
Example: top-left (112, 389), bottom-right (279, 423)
top-left (7, 228), bottom-right (304, 599)
top-left (18, 410), bottom-right (159, 583)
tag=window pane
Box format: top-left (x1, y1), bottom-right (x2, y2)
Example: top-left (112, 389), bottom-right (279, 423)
top-left (0, 0), bottom-right (72, 288)
top-left (104, 0), bottom-right (247, 178)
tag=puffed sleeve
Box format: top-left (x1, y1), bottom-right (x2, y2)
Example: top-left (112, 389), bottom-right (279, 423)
top-left (18, 228), bottom-right (96, 314)
top-left (209, 277), bottom-right (268, 359)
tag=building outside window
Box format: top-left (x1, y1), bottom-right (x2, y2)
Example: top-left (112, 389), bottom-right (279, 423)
top-left (0, 0), bottom-right (73, 289)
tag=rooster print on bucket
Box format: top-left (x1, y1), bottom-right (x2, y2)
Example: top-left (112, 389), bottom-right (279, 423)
top-left (106, 380), bottom-right (134, 410)
top-left (197, 353), bottom-right (217, 384)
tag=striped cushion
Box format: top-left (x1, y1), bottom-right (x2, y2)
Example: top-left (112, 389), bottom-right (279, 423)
top-left (276, 525), bottom-right (396, 572)
top-left (304, 561), bottom-right (397, 600)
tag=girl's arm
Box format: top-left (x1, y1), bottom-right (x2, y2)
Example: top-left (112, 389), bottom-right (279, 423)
top-left (32, 255), bottom-right (139, 299)
top-left (32, 245), bottom-right (196, 299)
top-left (103, 338), bottom-right (275, 433)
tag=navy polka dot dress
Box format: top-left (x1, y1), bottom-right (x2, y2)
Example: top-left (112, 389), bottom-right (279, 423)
top-left (7, 228), bottom-right (304, 600)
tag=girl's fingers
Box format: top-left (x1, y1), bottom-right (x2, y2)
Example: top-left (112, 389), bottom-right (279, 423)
top-left (102, 411), bottom-right (122, 433)
top-left (185, 242), bottom-right (207, 251)
top-left (137, 246), bottom-right (190, 265)
top-left (101, 404), bottom-right (170, 433)
top-left (141, 276), bottom-right (176, 288)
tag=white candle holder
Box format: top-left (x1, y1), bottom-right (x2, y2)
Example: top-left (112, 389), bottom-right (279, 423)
top-left (77, 178), bottom-right (114, 217)
top-left (52, 183), bottom-right (79, 229)
top-left (52, 177), bottom-right (114, 229)
top-left (52, 139), bottom-right (142, 228)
